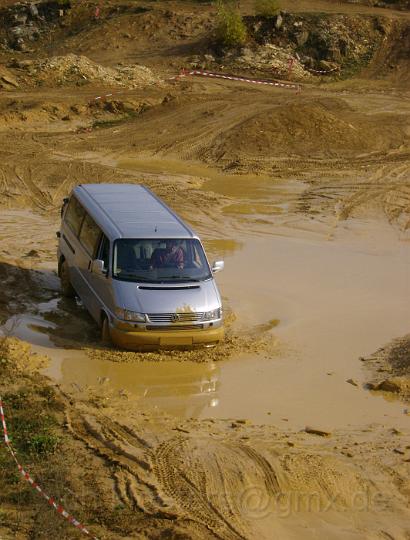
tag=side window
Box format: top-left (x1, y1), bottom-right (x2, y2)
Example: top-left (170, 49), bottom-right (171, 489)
top-left (79, 214), bottom-right (101, 257)
top-left (64, 196), bottom-right (85, 236)
top-left (98, 235), bottom-right (110, 271)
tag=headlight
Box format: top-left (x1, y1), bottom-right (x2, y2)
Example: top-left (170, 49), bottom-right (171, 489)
top-left (115, 308), bottom-right (146, 323)
top-left (203, 308), bottom-right (222, 321)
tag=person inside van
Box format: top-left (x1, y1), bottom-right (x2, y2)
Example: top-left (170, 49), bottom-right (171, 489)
top-left (150, 240), bottom-right (185, 269)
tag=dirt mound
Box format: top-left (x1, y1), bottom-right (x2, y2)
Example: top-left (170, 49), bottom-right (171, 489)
top-left (20, 54), bottom-right (161, 88)
top-left (202, 97), bottom-right (408, 162)
top-left (0, 336), bottom-right (47, 375)
top-left (363, 334), bottom-right (410, 402)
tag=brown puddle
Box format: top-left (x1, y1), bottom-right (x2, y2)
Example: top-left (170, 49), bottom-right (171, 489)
top-left (1, 171), bottom-right (410, 430)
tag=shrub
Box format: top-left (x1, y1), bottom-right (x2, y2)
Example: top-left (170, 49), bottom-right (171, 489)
top-left (254, 0), bottom-right (280, 18)
top-left (216, 0), bottom-right (247, 47)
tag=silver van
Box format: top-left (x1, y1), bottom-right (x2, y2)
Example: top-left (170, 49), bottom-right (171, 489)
top-left (57, 184), bottom-right (224, 349)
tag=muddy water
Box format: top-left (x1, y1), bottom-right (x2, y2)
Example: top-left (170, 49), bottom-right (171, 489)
top-left (1, 171), bottom-right (410, 430)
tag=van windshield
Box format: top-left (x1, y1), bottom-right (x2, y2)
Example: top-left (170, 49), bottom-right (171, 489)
top-left (113, 238), bottom-right (212, 283)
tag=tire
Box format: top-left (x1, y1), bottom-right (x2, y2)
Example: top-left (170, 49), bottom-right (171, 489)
top-left (60, 260), bottom-right (76, 298)
top-left (101, 315), bottom-right (112, 345)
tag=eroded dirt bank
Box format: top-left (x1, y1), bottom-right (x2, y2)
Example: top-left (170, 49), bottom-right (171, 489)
top-left (0, 0), bottom-right (410, 537)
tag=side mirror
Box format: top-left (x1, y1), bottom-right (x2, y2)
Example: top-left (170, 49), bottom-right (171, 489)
top-left (91, 259), bottom-right (106, 275)
top-left (60, 197), bottom-right (69, 218)
top-left (212, 260), bottom-right (224, 274)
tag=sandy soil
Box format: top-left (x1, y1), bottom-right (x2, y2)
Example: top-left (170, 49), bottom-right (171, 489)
top-left (0, 0), bottom-right (410, 538)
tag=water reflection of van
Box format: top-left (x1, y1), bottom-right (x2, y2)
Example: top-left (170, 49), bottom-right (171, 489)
top-left (57, 184), bottom-right (224, 349)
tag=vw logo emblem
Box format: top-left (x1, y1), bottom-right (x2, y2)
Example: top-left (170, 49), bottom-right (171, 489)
top-left (171, 313), bottom-right (180, 322)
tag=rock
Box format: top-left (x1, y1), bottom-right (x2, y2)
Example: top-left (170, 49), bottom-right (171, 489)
top-left (393, 448), bottom-right (405, 455)
top-left (29, 3), bottom-right (39, 17)
top-left (305, 426), bottom-right (332, 437)
top-left (14, 38), bottom-right (27, 52)
top-left (296, 30), bottom-right (309, 47)
top-left (346, 378), bottom-right (359, 387)
top-left (275, 14), bottom-right (283, 30)
top-left (376, 377), bottom-right (409, 394)
top-left (14, 60), bottom-right (34, 69)
top-left (391, 428), bottom-right (402, 435)
top-left (318, 60), bottom-right (340, 72)
top-left (24, 249), bottom-right (39, 258)
top-left (204, 54), bottom-right (215, 63)
top-left (0, 67), bottom-right (19, 88)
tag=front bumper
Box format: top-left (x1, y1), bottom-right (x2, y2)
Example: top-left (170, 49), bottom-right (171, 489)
top-left (110, 320), bottom-right (224, 350)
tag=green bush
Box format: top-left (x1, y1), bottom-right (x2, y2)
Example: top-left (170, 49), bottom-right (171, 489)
top-left (216, 0), bottom-right (247, 47)
top-left (254, 0), bottom-right (280, 18)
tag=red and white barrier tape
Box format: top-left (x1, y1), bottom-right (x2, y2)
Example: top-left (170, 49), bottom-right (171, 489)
top-left (177, 69), bottom-right (301, 90)
top-left (306, 66), bottom-right (339, 74)
top-left (0, 397), bottom-right (99, 540)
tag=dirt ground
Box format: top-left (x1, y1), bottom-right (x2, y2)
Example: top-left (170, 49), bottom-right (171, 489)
top-left (0, 0), bottom-right (410, 538)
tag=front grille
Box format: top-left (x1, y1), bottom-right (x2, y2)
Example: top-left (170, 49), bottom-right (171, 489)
top-left (147, 325), bottom-right (204, 331)
top-left (147, 312), bottom-right (204, 323)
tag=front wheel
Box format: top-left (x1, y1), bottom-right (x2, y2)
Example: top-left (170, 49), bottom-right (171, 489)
top-left (101, 315), bottom-right (112, 345)
top-left (60, 260), bottom-right (76, 298)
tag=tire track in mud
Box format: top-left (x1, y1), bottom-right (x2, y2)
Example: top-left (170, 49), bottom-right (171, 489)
top-left (154, 436), bottom-right (249, 539)
top-left (293, 157), bottom-right (410, 229)
top-left (67, 410), bottom-right (178, 518)
top-left (67, 406), bottom-right (292, 539)
top-left (66, 404), bottom-right (397, 539)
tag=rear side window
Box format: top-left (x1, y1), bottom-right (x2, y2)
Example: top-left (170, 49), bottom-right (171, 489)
top-left (79, 214), bottom-right (101, 256)
top-left (64, 196), bottom-right (85, 236)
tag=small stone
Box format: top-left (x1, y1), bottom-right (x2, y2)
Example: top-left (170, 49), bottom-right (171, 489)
top-left (24, 249), bottom-right (39, 258)
top-left (296, 30), bottom-right (309, 47)
top-left (305, 426), bottom-right (332, 437)
top-left (287, 441), bottom-right (294, 447)
top-left (346, 378), bottom-right (358, 387)
top-left (319, 60), bottom-right (340, 71)
top-left (393, 448), bottom-right (405, 455)
top-left (29, 4), bottom-right (39, 17)
top-left (275, 14), bottom-right (283, 30)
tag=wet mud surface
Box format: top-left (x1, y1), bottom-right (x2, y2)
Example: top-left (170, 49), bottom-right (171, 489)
top-left (0, 0), bottom-right (410, 536)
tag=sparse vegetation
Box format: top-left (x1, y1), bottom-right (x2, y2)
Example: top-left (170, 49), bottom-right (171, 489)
top-left (254, 0), bottom-right (280, 18)
top-left (216, 0), bottom-right (247, 47)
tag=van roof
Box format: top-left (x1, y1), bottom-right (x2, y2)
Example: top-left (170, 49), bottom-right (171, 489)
top-left (73, 183), bottom-right (196, 240)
